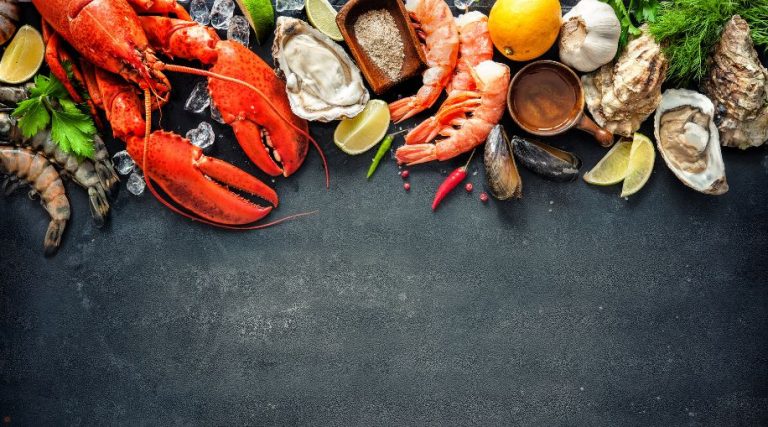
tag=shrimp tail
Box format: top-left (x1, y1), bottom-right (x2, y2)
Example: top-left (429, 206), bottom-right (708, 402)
top-left (44, 219), bottom-right (67, 256)
top-left (395, 143), bottom-right (438, 165)
top-left (405, 117), bottom-right (440, 145)
top-left (87, 186), bottom-right (109, 228)
top-left (389, 96), bottom-right (419, 123)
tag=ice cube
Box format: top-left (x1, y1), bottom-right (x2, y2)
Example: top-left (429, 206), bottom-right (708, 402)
top-left (227, 15), bottom-right (251, 47)
top-left (210, 102), bottom-right (226, 124)
top-left (190, 0), bottom-right (210, 25)
top-left (275, 0), bottom-right (304, 12)
top-left (453, 0), bottom-right (475, 10)
top-left (210, 0), bottom-right (236, 30)
top-left (127, 171), bottom-right (146, 196)
top-left (184, 80), bottom-right (211, 114)
top-left (112, 150), bottom-right (135, 176)
top-left (186, 122), bottom-right (216, 149)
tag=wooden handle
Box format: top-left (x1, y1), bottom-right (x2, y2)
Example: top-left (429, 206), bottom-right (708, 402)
top-left (576, 114), bottom-right (614, 147)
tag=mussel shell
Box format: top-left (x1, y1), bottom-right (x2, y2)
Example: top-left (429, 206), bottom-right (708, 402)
top-left (484, 125), bottom-right (522, 200)
top-left (511, 136), bottom-right (581, 182)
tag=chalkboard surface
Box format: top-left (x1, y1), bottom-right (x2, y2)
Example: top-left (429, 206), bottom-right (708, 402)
top-left (2, 1), bottom-right (767, 425)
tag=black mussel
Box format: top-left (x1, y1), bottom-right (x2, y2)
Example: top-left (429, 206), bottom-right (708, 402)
top-left (511, 136), bottom-right (581, 182)
top-left (484, 125), bottom-right (522, 200)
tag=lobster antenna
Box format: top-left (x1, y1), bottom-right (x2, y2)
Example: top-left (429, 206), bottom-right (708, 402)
top-left (160, 63), bottom-right (330, 189)
top-left (139, 88), bottom-right (319, 230)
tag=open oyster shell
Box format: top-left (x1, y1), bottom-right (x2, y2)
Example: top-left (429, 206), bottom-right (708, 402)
top-left (582, 26), bottom-right (668, 138)
top-left (702, 15), bottom-right (768, 150)
top-left (654, 89), bottom-right (728, 195)
top-left (272, 17), bottom-right (369, 122)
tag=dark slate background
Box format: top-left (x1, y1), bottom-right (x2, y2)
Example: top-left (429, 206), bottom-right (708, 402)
top-left (2, 0), bottom-right (767, 425)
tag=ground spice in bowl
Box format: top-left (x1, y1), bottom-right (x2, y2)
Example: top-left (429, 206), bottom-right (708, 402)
top-left (353, 9), bottom-right (405, 81)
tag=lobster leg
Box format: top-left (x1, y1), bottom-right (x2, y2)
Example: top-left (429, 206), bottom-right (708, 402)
top-left (41, 22), bottom-right (104, 129)
top-left (127, 0), bottom-right (192, 19)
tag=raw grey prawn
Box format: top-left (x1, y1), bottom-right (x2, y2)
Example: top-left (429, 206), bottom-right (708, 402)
top-left (395, 60), bottom-right (511, 165)
top-left (0, 115), bottom-right (117, 226)
top-left (0, 147), bottom-right (70, 255)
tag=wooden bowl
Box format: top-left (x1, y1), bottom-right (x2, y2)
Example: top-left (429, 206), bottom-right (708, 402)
top-left (336, 0), bottom-right (427, 95)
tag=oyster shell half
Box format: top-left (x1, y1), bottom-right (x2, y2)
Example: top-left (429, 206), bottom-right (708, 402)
top-left (654, 89), bottom-right (728, 195)
top-left (702, 16), bottom-right (768, 150)
top-left (272, 17), bottom-right (369, 122)
top-left (582, 26), bottom-right (668, 137)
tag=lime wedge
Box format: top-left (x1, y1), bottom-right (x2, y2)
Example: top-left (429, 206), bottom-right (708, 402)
top-left (621, 133), bottom-right (655, 198)
top-left (235, 0), bottom-right (275, 45)
top-left (334, 100), bottom-right (390, 155)
top-left (0, 25), bottom-right (44, 84)
top-left (583, 140), bottom-right (632, 186)
top-left (306, 0), bottom-right (344, 42)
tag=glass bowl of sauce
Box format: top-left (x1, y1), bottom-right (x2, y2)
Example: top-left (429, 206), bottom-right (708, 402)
top-left (508, 60), bottom-right (613, 147)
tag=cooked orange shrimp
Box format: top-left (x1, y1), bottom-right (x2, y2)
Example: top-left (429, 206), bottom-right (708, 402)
top-left (0, 147), bottom-right (70, 255)
top-left (396, 61), bottom-right (510, 165)
top-left (447, 11), bottom-right (493, 94)
top-left (388, 0), bottom-right (459, 123)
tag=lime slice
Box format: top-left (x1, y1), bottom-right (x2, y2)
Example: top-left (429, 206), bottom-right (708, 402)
top-left (621, 133), bottom-right (655, 198)
top-left (306, 0), bottom-right (344, 42)
top-left (235, 0), bottom-right (275, 45)
top-left (583, 140), bottom-right (632, 186)
top-left (334, 100), bottom-right (390, 155)
top-left (0, 25), bottom-right (44, 84)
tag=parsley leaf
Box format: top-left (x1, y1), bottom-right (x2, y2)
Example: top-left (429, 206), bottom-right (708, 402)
top-left (51, 99), bottom-right (97, 159)
top-left (14, 98), bottom-right (50, 138)
top-left (12, 74), bottom-right (97, 159)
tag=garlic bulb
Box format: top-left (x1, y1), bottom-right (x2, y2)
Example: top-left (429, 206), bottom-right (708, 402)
top-left (559, 0), bottom-right (621, 72)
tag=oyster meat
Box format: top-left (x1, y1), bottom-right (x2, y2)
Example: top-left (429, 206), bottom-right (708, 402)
top-left (582, 26), bottom-right (668, 137)
top-left (272, 17), bottom-right (369, 122)
top-left (702, 15), bottom-right (768, 150)
top-left (654, 89), bottom-right (728, 195)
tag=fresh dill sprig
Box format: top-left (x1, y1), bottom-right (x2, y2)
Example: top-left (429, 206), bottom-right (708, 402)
top-left (649, 0), bottom-right (768, 86)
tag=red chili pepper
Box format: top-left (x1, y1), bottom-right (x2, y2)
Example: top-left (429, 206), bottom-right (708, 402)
top-left (432, 150), bottom-right (475, 211)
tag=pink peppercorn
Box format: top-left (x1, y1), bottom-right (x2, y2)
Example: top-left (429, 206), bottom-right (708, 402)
top-left (480, 192), bottom-right (489, 203)
top-left (404, 182), bottom-right (411, 191)
top-left (465, 183), bottom-right (473, 192)
top-left (401, 170), bottom-right (410, 179)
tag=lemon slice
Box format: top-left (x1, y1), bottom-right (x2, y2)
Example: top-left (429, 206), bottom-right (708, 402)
top-left (235, 0), bottom-right (275, 45)
top-left (583, 140), bottom-right (632, 186)
top-left (306, 0), bottom-right (344, 42)
top-left (334, 100), bottom-right (390, 155)
top-left (0, 25), bottom-right (44, 84)
top-left (621, 133), bottom-right (656, 198)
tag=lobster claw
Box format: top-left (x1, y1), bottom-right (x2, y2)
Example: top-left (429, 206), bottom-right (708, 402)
top-left (209, 41), bottom-right (309, 177)
top-left (127, 131), bottom-right (278, 225)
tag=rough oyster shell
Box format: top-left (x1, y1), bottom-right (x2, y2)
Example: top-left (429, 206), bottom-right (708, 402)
top-left (654, 89), bottom-right (728, 195)
top-left (272, 17), bottom-right (369, 122)
top-left (702, 15), bottom-right (768, 150)
top-left (582, 26), bottom-right (668, 137)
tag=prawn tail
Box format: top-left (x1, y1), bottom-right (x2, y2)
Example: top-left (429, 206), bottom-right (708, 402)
top-left (389, 96), bottom-right (419, 123)
top-left (44, 219), bottom-right (66, 256)
top-left (395, 143), bottom-right (437, 166)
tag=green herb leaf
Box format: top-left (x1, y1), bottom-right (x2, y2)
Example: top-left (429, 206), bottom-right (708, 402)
top-left (11, 73), bottom-right (97, 159)
top-left (13, 98), bottom-right (50, 138)
top-left (51, 99), bottom-right (97, 159)
top-left (649, 0), bottom-right (768, 85)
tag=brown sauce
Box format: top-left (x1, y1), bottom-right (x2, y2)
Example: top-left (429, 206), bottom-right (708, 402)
top-left (511, 65), bottom-right (580, 131)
